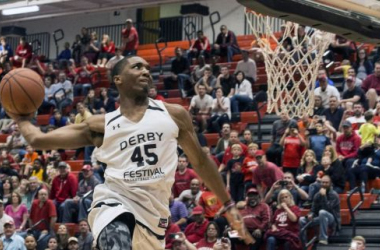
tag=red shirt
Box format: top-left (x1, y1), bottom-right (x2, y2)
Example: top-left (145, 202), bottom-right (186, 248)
top-left (198, 190), bottom-right (223, 219)
top-left (222, 143), bottom-right (248, 165)
top-left (154, 95), bottom-right (165, 101)
top-left (336, 133), bottom-right (361, 159)
top-left (122, 27), bottom-right (139, 51)
top-left (191, 37), bottom-right (211, 52)
top-left (240, 203), bottom-right (271, 231)
top-left (50, 173), bottom-right (78, 203)
top-left (184, 219), bottom-right (209, 243)
top-left (16, 43), bottom-right (32, 60)
top-left (252, 162), bottom-right (284, 189)
top-left (101, 41), bottom-right (115, 54)
top-left (164, 223), bottom-right (181, 250)
top-left (30, 199), bottom-right (57, 231)
top-left (272, 205), bottom-right (301, 234)
top-left (173, 168), bottom-right (198, 197)
top-left (196, 238), bottom-right (217, 249)
top-left (242, 155), bottom-right (257, 182)
top-left (362, 74), bottom-right (380, 95)
top-left (282, 136), bottom-right (305, 168)
top-left (75, 65), bottom-right (95, 84)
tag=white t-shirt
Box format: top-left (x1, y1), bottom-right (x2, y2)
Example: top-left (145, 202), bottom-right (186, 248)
top-left (314, 85), bottom-right (340, 108)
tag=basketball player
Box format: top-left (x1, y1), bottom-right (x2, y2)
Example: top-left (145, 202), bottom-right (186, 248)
top-left (6, 56), bottom-right (251, 249)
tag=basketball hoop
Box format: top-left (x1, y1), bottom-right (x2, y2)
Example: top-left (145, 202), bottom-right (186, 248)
top-left (245, 9), bottom-right (334, 118)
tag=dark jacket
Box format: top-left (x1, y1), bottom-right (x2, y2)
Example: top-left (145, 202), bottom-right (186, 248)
top-left (311, 189), bottom-right (341, 232)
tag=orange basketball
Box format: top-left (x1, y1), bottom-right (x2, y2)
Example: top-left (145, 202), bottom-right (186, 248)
top-left (0, 68), bottom-right (45, 115)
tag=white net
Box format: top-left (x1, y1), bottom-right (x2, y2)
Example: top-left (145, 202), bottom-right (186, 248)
top-left (245, 9), bottom-right (334, 118)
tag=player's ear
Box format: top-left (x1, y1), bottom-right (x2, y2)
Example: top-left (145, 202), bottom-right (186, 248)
top-left (113, 75), bottom-right (122, 86)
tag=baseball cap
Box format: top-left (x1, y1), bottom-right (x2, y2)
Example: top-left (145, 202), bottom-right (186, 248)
top-left (3, 220), bottom-right (14, 227)
top-left (246, 187), bottom-right (259, 194)
top-left (82, 165), bottom-right (92, 171)
top-left (192, 206), bottom-right (204, 215)
top-left (125, 18), bottom-right (133, 23)
top-left (58, 161), bottom-right (67, 168)
top-left (68, 237), bottom-right (78, 243)
top-left (342, 120), bottom-right (352, 127)
top-left (255, 150), bottom-right (265, 156)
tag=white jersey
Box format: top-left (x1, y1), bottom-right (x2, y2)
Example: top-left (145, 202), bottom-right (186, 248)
top-left (88, 99), bottom-right (179, 242)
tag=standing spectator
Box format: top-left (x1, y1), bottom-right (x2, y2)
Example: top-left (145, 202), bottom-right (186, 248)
top-left (0, 200), bottom-right (13, 236)
top-left (13, 37), bottom-right (32, 68)
top-left (0, 37), bottom-right (13, 64)
top-left (72, 34), bottom-right (82, 65)
top-left (219, 131), bottom-right (248, 174)
top-left (215, 123), bottom-right (231, 157)
top-left (234, 50), bottom-right (257, 83)
top-left (77, 219), bottom-right (93, 250)
top-left (330, 35), bottom-right (354, 60)
top-left (213, 25), bottom-right (240, 62)
top-left (0, 124), bottom-right (27, 158)
top-left (4, 192), bottom-right (28, 232)
top-left (62, 165), bottom-right (100, 223)
top-left (165, 219), bottom-right (181, 250)
top-left (148, 85), bottom-right (165, 101)
top-left (50, 162), bottom-right (78, 222)
top-left (215, 66), bottom-right (235, 97)
top-left (96, 34), bottom-right (115, 68)
top-left (184, 206), bottom-right (209, 244)
top-left (71, 57), bottom-right (95, 97)
top-left (29, 189), bottom-right (57, 240)
top-left (299, 175), bottom-right (341, 245)
top-left (361, 62), bottom-right (380, 111)
top-left (266, 111), bottom-right (297, 166)
top-left (230, 71), bottom-right (253, 113)
top-left (84, 31), bottom-right (100, 64)
top-left (164, 48), bottom-right (190, 97)
top-left (252, 150), bottom-right (284, 198)
top-left (323, 96), bottom-right (344, 131)
top-left (57, 42), bottom-right (71, 64)
top-left (189, 84), bottom-right (213, 132)
top-left (296, 150), bottom-right (320, 193)
top-left (265, 190), bottom-right (302, 250)
top-left (188, 30), bottom-right (211, 63)
top-left (80, 28), bottom-right (91, 57)
top-left (241, 143), bottom-right (259, 192)
top-left (173, 155), bottom-right (198, 198)
top-left (122, 19), bottom-right (139, 56)
top-left (207, 88), bottom-right (230, 133)
top-left (279, 124), bottom-right (305, 176)
top-left (353, 49), bottom-right (373, 81)
top-left (226, 144), bottom-right (245, 202)
top-left (1, 220), bottom-right (26, 250)
top-left (305, 120), bottom-right (331, 162)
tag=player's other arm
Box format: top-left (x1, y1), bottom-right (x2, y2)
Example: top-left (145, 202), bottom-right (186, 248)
top-left (166, 103), bottom-right (231, 204)
top-left (8, 114), bottom-right (104, 150)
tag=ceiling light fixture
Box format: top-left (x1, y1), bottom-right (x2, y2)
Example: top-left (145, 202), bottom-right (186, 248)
top-left (2, 5), bottom-right (39, 16)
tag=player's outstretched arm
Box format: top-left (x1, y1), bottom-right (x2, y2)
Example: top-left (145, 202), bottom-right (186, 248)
top-left (8, 113), bottom-right (105, 150)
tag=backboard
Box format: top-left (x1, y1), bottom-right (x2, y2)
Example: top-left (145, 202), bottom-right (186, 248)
top-left (237, 0), bottom-right (380, 44)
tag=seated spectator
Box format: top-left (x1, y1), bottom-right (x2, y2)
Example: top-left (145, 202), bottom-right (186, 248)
top-left (252, 150), bottom-right (284, 198)
top-left (207, 87), bottom-right (231, 133)
top-left (212, 25), bottom-right (240, 62)
top-left (25, 177), bottom-right (44, 210)
top-left (279, 124), bottom-right (305, 176)
top-left (333, 59), bottom-right (351, 79)
top-left (49, 110), bottom-right (69, 128)
top-left (184, 206), bottom-right (209, 244)
top-left (305, 120), bottom-right (331, 162)
top-left (29, 189), bottom-right (57, 242)
top-left (239, 187), bottom-right (270, 250)
top-left (40, 76), bottom-right (57, 113)
top-left (265, 189), bottom-right (302, 250)
top-left (29, 159), bottom-right (48, 183)
top-left (122, 19), bottom-right (139, 56)
top-left (14, 179), bottom-right (28, 206)
top-left (234, 50), bottom-right (257, 83)
top-left (75, 102), bottom-right (92, 124)
top-left (313, 95), bottom-right (325, 116)
top-left (194, 67), bottom-right (217, 96)
top-left (323, 96), bottom-right (344, 131)
top-left (13, 36), bottom-right (32, 68)
top-left (68, 237), bottom-right (79, 250)
top-left (80, 27), bottom-right (91, 58)
top-left (94, 88), bottom-right (116, 114)
top-left (173, 155), bottom-right (198, 198)
top-left (189, 84), bottom-right (213, 132)
top-left (148, 85), bottom-right (165, 101)
top-left (21, 145), bottom-right (39, 176)
top-left (299, 175), bottom-right (341, 245)
top-left (346, 67), bottom-right (363, 91)
top-left (4, 192), bottom-right (28, 233)
top-left (50, 162), bottom-right (78, 222)
top-left (176, 178), bottom-right (202, 215)
top-left (349, 236), bottom-right (366, 250)
top-left (71, 57), bottom-right (95, 97)
top-left (1, 220), bottom-right (25, 249)
top-left (62, 165), bottom-right (100, 223)
top-left (314, 75), bottom-right (340, 109)
top-left (315, 69), bottom-right (334, 89)
top-left (0, 61), bottom-right (12, 83)
top-left (164, 48), bottom-right (191, 98)
top-left (214, 123), bottom-right (231, 158)
top-left (10, 176), bottom-right (20, 191)
top-left (96, 34), bottom-right (115, 68)
top-left (330, 35), bottom-right (354, 60)
top-left (0, 150), bottom-right (15, 169)
top-left (0, 160), bottom-right (18, 181)
top-left (47, 236), bottom-right (59, 250)
top-left (215, 66), bottom-right (235, 97)
top-left (169, 193), bottom-right (188, 230)
top-left (36, 62), bottom-right (57, 81)
top-left (188, 30), bottom-right (211, 63)
top-left (24, 234), bottom-right (37, 250)
top-left (336, 120), bottom-right (361, 171)
top-left (230, 71), bottom-right (253, 113)
top-left (105, 47), bottom-right (124, 72)
top-left (55, 72), bottom-right (74, 111)
top-left (353, 48), bottom-right (373, 81)
top-left (296, 150), bottom-right (320, 193)
top-left (345, 102), bottom-right (366, 131)
top-left (361, 62), bottom-right (380, 110)
top-left (341, 76), bottom-right (368, 110)
top-left (210, 55), bottom-right (221, 77)
top-left (191, 55), bottom-right (209, 85)
top-left (165, 219), bottom-right (181, 250)
top-left (0, 200), bottom-right (13, 236)
top-left (0, 37), bottom-right (13, 64)
top-left (56, 224), bottom-right (69, 250)
top-left (57, 42), bottom-right (72, 63)
top-left (77, 219), bottom-right (93, 250)
top-left (0, 177), bottom-right (13, 205)
top-left (83, 89), bottom-right (97, 114)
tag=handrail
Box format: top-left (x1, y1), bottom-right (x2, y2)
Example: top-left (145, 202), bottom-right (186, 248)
top-left (53, 29), bottom-right (64, 58)
top-left (300, 219), bottom-right (318, 250)
top-left (27, 219), bottom-right (49, 233)
top-left (184, 21), bottom-right (196, 47)
top-left (347, 186), bottom-right (364, 237)
top-left (209, 11), bottom-right (221, 43)
top-left (155, 37), bottom-right (168, 75)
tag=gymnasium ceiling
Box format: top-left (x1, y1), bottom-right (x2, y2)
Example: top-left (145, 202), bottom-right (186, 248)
top-left (0, 0), bottom-right (189, 23)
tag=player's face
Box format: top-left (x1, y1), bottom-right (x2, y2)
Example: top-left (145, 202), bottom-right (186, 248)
top-left (116, 57), bottom-right (152, 97)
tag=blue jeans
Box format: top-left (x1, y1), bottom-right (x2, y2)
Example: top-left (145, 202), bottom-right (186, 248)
top-left (62, 198), bottom-right (92, 223)
top-left (226, 46), bottom-right (240, 62)
top-left (230, 95), bottom-right (253, 113)
top-left (74, 83), bottom-right (92, 97)
top-left (266, 236), bottom-right (290, 250)
top-left (177, 74), bottom-right (190, 92)
top-left (299, 209), bottom-right (336, 242)
top-left (347, 163), bottom-right (368, 190)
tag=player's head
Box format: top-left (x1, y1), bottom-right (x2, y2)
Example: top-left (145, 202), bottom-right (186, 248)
top-left (112, 56), bottom-right (152, 98)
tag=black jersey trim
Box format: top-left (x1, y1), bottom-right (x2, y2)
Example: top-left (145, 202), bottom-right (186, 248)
top-left (136, 221), bottom-right (165, 240)
top-left (106, 114), bottom-right (122, 126)
top-left (147, 105), bottom-right (164, 112)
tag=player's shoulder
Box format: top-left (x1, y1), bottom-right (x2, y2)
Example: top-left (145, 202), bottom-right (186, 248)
top-left (164, 102), bottom-right (193, 131)
top-left (86, 114), bottom-right (105, 134)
